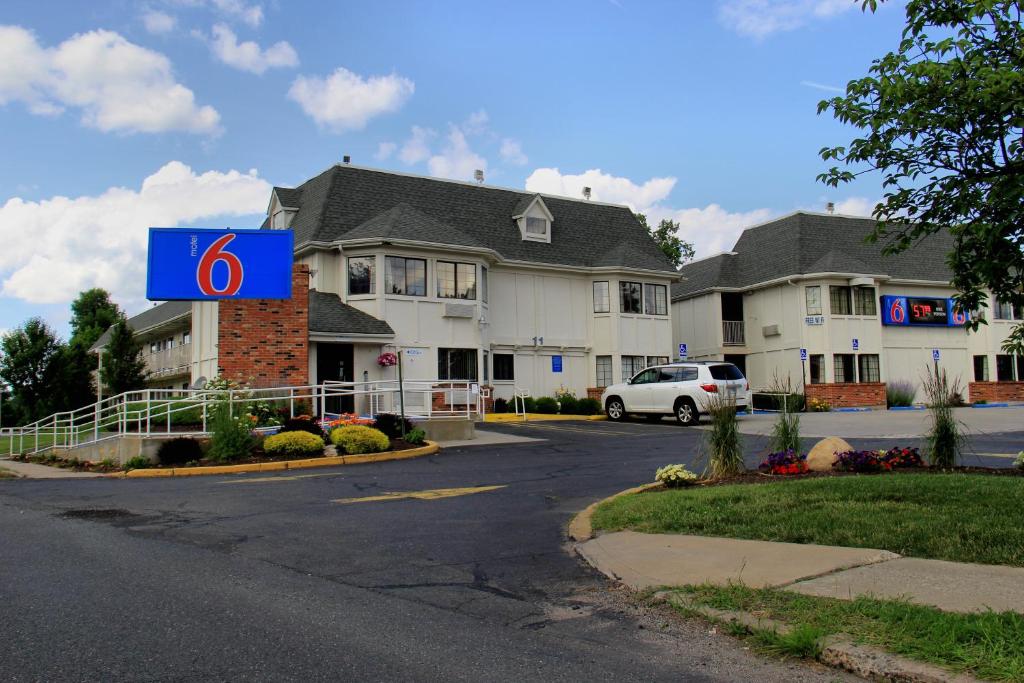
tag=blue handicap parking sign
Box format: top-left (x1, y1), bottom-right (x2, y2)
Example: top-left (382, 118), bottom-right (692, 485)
top-left (800, 348), bottom-right (807, 361)
top-left (852, 338), bottom-right (859, 351)
top-left (678, 343), bottom-right (687, 359)
top-left (932, 349), bottom-right (940, 361)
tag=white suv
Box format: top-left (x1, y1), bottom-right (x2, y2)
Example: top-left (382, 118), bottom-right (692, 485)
top-left (600, 362), bottom-right (750, 425)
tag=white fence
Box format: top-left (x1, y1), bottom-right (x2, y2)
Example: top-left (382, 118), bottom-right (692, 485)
top-left (0, 380), bottom-right (487, 457)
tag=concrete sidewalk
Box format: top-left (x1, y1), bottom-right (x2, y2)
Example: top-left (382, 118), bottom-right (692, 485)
top-left (0, 459), bottom-right (103, 479)
top-left (577, 531), bottom-right (1024, 613)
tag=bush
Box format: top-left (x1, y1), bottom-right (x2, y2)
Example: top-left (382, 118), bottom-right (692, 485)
top-left (331, 425), bottom-right (390, 454)
top-left (576, 397), bottom-right (601, 415)
top-left (655, 464), bottom-right (698, 488)
top-left (280, 416), bottom-right (326, 440)
top-left (557, 395), bottom-right (579, 414)
top-left (768, 410), bottom-right (800, 454)
top-left (405, 427), bottom-right (427, 446)
top-left (705, 394), bottom-right (744, 478)
top-left (886, 380), bottom-right (917, 407)
top-left (534, 397), bottom-right (559, 414)
top-left (156, 437), bottom-right (204, 467)
top-left (1015, 451), bottom-right (1024, 470)
top-left (207, 400), bottom-right (255, 462)
top-left (372, 413), bottom-right (416, 439)
top-left (263, 431), bottom-right (324, 457)
top-left (492, 397), bottom-right (509, 413)
top-left (521, 396), bottom-right (537, 413)
top-left (758, 450), bottom-right (807, 475)
top-left (124, 455), bottom-right (151, 471)
top-left (807, 397), bottom-right (831, 412)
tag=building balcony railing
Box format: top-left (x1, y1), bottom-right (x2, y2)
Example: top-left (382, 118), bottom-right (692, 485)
top-left (722, 320), bottom-right (745, 346)
top-left (144, 343), bottom-right (191, 379)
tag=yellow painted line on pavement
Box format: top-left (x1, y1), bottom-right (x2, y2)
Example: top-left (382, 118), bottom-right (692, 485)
top-left (971, 452), bottom-right (1019, 460)
top-left (333, 485), bottom-right (506, 505)
top-left (504, 422), bottom-right (636, 436)
top-left (219, 472), bottom-right (341, 484)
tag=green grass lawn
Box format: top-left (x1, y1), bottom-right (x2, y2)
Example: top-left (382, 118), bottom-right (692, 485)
top-left (592, 473), bottom-right (1024, 566)
top-left (675, 584), bottom-right (1024, 682)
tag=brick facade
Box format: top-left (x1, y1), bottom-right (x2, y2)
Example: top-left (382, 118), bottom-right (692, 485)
top-left (805, 382), bottom-right (886, 409)
top-left (217, 264), bottom-right (310, 387)
top-left (968, 381), bottom-right (1024, 403)
top-left (586, 387), bottom-right (604, 401)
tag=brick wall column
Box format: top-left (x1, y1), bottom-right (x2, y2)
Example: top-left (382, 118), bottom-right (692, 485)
top-left (805, 382), bottom-right (886, 408)
top-left (968, 381), bottom-right (1024, 403)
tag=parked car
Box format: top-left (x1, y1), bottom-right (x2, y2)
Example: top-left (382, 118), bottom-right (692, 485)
top-left (600, 362), bottom-right (751, 425)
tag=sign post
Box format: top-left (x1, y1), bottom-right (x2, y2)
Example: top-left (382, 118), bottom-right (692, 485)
top-left (799, 348), bottom-right (807, 393)
top-left (397, 349), bottom-right (407, 438)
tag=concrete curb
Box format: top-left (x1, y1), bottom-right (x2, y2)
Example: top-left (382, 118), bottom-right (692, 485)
top-left (567, 482), bottom-right (662, 542)
top-left (659, 591), bottom-right (979, 683)
top-left (485, 413), bottom-right (606, 423)
top-left (109, 441), bottom-right (440, 478)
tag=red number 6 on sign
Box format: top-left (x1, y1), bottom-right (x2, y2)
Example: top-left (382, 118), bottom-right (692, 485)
top-left (197, 234), bottom-right (244, 296)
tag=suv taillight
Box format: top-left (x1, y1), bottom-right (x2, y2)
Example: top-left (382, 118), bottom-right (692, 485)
top-left (700, 383), bottom-right (717, 393)
top-left (745, 382), bottom-right (749, 391)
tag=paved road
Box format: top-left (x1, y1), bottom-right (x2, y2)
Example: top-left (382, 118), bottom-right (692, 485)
top-left (2, 417), bottom-right (1019, 681)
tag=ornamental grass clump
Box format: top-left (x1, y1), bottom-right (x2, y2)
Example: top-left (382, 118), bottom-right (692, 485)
top-left (886, 379), bottom-right (917, 407)
top-left (704, 393), bottom-right (744, 479)
top-left (922, 365), bottom-right (966, 468)
top-left (768, 410), bottom-right (801, 454)
top-left (655, 464), bottom-right (698, 488)
top-left (330, 425), bottom-right (390, 455)
top-left (207, 399), bottom-right (255, 462)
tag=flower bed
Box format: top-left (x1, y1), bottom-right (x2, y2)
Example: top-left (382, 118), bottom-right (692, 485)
top-left (834, 447), bottom-right (925, 473)
top-left (758, 450), bottom-right (808, 475)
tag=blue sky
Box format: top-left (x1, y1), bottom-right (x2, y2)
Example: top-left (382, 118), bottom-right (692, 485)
top-left (0, 0), bottom-right (906, 337)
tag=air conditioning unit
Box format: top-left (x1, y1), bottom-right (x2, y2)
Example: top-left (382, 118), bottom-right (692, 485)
top-left (762, 323), bottom-right (781, 337)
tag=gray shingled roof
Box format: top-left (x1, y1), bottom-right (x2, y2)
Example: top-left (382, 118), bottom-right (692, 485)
top-left (91, 301), bottom-right (191, 350)
top-left (271, 165), bottom-right (677, 273)
top-left (309, 290), bottom-right (394, 336)
top-left (672, 212), bottom-right (955, 299)
top-left (274, 187), bottom-right (303, 208)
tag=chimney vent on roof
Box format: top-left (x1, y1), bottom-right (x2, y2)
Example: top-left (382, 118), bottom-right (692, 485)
top-left (582, 186), bottom-right (592, 200)
top-left (474, 169), bottom-right (484, 184)
top-left (826, 201), bottom-right (835, 214)
top-left (342, 155), bottom-right (351, 164)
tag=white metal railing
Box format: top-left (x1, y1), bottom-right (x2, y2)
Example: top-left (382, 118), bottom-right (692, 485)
top-left (722, 320), bottom-right (745, 346)
top-left (512, 388), bottom-right (531, 420)
top-left (0, 379), bottom-right (488, 457)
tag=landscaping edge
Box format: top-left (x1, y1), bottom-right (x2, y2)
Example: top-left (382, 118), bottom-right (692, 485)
top-left (567, 481), bottom-right (661, 542)
top-left (485, 413), bottom-right (606, 422)
top-left (109, 441), bottom-right (440, 478)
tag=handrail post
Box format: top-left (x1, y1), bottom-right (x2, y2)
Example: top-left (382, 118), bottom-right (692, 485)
top-left (289, 388), bottom-right (295, 419)
top-left (145, 389), bottom-right (151, 436)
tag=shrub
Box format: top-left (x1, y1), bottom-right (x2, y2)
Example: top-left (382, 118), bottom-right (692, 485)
top-left (576, 397), bottom-right (601, 415)
top-left (768, 411), bottom-right (800, 454)
top-left (834, 450), bottom-right (891, 473)
top-left (1015, 451), bottom-right (1024, 470)
top-left (207, 399), bottom-right (256, 463)
top-left (534, 397), bottom-right (559, 414)
top-left (704, 394), bottom-right (744, 478)
top-left (758, 450), bottom-right (807, 475)
top-left (405, 427), bottom-right (427, 446)
top-left (280, 416), bottom-right (326, 440)
top-left (922, 366), bottom-right (965, 468)
top-left (156, 437), bottom-right (204, 467)
top-left (492, 397), bottom-right (509, 413)
top-left (806, 397), bottom-right (831, 412)
top-left (882, 446), bottom-right (925, 468)
top-left (124, 455), bottom-right (151, 471)
top-left (886, 380), bottom-right (917, 407)
top-left (655, 464), bottom-right (698, 488)
top-left (557, 395), bottom-right (579, 414)
top-left (521, 396), bottom-right (537, 413)
top-left (372, 413), bottom-right (416, 439)
top-left (263, 431), bottom-right (324, 457)
top-left (331, 425), bottom-right (390, 454)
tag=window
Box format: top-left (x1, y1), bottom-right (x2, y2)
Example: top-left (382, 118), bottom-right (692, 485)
top-left (385, 256), bottom-right (426, 296)
top-left (621, 355), bottom-right (645, 381)
top-left (493, 353), bottom-right (514, 381)
top-left (973, 355), bottom-right (989, 382)
top-left (809, 354), bottom-right (825, 384)
top-left (631, 368), bottom-right (659, 384)
top-left (995, 355), bottom-right (1024, 381)
top-left (853, 287), bottom-right (877, 316)
top-left (182, 331), bottom-right (191, 345)
top-left (709, 364), bottom-right (745, 381)
top-left (858, 354), bottom-right (880, 382)
top-left (830, 286), bottom-right (852, 315)
top-left (995, 299), bottom-right (1022, 320)
top-left (647, 356), bottom-right (669, 368)
top-left (483, 351), bottom-right (489, 383)
top-left (663, 367), bottom-right (698, 382)
top-left (620, 281), bottom-right (642, 314)
top-left (165, 337), bottom-right (174, 349)
top-left (593, 281), bottom-right (610, 313)
top-left (481, 266), bottom-right (488, 304)
top-left (525, 217), bottom-right (547, 235)
top-left (149, 341), bottom-right (159, 354)
top-left (643, 284), bottom-right (668, 315)
top-left (438, 348), bottom-right (478, 380)
top-left (348, 256), bottom-right (375, 295)
top-left (596, 356), bottom-right (613, 388)
top-left (833, 354), bottom-right (856, 383)
top-left (437, 261), bottom-right (477, 299)
top-left (805, 286), bottom-right (822, 316)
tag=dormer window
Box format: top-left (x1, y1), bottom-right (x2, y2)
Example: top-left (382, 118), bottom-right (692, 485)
top-left (514, 194), bottom-right (553, 244)
top-left (525, 217), bottom-right (548, 236)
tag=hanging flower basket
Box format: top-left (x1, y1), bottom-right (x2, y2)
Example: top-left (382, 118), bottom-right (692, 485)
top-left (377, 352), bottom-right (398, 367)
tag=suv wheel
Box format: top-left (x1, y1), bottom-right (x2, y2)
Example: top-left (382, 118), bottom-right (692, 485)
top-left (674, 398), bottom-right (698, 426)
top-left (606, 397), bottom-right (626, 421)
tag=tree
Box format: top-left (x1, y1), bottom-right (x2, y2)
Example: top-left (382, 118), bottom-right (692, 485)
top-left (101, 319), bottom-right (147, 395)
top-left (63, 289), bottom-right (122, 409)
top-left (818, 0), bottom-right (1024, 352)
top-left (0, 318), bottom-right (64, 423)
top-left (635, 213), bottom-right (696, 269)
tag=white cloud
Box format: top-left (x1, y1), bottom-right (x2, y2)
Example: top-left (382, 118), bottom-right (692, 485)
top-left (209, 0), bottom-right (263, 27)
top-left (0, 162), bottom-right (270, 307)
top-left (830, 196), bottom-right (878, 216)
top-left (719, 0), bottom-right (857, 39)
top-left (142, 10), bottom-right (177, 34)
top-left (207, 23), bottom-right (297, 74)
top-left (399, 125), bottom-right (435, 164)
top-left (427, 127), bottom-right (487, 181)
top-left (500, 138), bottom-right (527, 166)
top-left (0, 25), bottom-right (220, 134)
top-left (288, 67), bottom-right (414, 133)
top-left (375, 141), bottom-right (397, 160)
top-left (525, 167), bottom-right (776, 258)
top-left (800, 79), bottom-right (844, 93)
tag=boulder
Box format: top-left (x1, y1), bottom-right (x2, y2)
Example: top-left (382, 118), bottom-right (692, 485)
top-left (806, 436), bottom-right (853, 472)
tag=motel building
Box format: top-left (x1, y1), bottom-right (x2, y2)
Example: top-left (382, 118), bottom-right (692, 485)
top-left (94, 164), bottom-right (678, 410)
top-left (671, 211), bottom-right (1024, 408)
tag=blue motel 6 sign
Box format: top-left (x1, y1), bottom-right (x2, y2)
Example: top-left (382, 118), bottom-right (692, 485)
top-left (147, 228), bottom-right (294, 300)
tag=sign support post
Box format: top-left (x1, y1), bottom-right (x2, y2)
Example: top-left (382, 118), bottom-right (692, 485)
top-left (397, 349), bottom-right (407, 438)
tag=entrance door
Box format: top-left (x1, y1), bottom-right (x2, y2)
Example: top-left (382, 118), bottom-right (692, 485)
top-left (317, 343), bottom-right (355, 414)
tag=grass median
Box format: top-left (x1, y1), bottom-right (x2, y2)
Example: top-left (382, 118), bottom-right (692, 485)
top-left (591, 473), bottom-right (1024, 566)
top-left (673, 584), bottom-right (1024, 681)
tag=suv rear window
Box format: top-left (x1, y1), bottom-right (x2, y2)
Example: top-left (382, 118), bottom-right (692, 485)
top-left (708, 364), bottom-right (744, 380)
